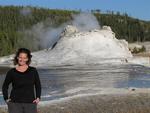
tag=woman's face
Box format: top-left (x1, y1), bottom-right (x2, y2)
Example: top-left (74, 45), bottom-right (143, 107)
top-left (17, 53), bottom-right (29, 66)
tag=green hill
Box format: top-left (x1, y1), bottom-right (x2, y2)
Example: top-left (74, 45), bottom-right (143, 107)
top-left (0, 6), bottom-right (150, 56)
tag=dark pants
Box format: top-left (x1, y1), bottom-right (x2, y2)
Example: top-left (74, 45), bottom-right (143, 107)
top-left (7, 102), bottom-right (37, 113)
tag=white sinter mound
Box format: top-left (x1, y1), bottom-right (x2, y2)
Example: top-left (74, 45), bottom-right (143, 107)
top-left (0, 25), bottom-right (132, 66)
top-left (33, 25), bottom-right (132, 66)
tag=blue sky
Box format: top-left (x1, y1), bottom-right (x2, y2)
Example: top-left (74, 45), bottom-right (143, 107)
top-left (0, 0), bottom-right (149, 21)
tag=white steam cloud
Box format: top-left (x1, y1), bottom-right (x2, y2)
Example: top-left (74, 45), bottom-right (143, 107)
top-left (20, 7), bottom-right (32, 16)
top-left (24, 13), bottom-right (101, 49)
top-left (72, 13), bottom-right (101, 31)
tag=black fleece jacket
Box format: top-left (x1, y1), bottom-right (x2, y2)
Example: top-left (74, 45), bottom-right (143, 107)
top-left (2, 66), bottom-right (41, 103)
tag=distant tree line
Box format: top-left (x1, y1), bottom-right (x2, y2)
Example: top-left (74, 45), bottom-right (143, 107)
top-left (0, 6), bottom-right (150, 56)
top-left (95, 12), bottom-right (150, 42)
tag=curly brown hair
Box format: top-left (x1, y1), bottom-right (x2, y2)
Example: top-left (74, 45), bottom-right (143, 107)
top-left (13, 48), bottom-right (32, 65)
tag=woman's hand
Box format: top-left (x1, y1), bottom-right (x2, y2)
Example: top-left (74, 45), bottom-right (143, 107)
top-left (6, 98), bottom-right (11, 104)
top-left (32, 98), bottom-right (40, 104)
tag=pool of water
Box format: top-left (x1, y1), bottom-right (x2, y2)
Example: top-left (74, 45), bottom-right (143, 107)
top-left (0, 64), bottom-right (150, 105)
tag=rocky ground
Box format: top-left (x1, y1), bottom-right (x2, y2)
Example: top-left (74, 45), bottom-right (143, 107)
top-left (1, 92), bottom-right (150, 113)
top-left (129, 41), bottom-right (150, 57)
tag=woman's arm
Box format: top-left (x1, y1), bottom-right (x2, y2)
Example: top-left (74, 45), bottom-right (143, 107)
top-left (2, 70), bottom-right (12, 101)
top-left (34, 68), bottom-right (41, 100)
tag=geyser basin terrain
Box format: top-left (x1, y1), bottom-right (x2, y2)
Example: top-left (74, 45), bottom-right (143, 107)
top-left (0, 25), bottom-right (132, 66)
top-left (29, 25), bottom-right (133, 66)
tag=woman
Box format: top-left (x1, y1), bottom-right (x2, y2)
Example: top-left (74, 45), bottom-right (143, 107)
top-left (2, 48), bottom-right (41, 113)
